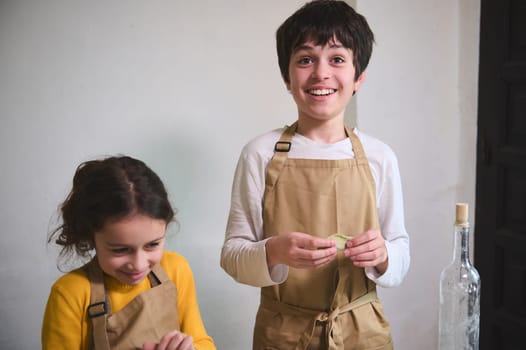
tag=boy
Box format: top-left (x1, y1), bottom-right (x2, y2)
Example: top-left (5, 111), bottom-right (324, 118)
top-left (221, 1), bottom-right (410, 349)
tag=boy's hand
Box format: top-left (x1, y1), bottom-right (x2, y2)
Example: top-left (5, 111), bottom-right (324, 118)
top-left (143, 331), bottom-right (194, 350)
top-left (265, 232), bottom-right (337, 269)
top-left (344, 229), bottom-right (388, 274)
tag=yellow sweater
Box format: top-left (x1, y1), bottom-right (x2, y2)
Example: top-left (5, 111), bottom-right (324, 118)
top-left (42, 251), bottom-right (216, 350)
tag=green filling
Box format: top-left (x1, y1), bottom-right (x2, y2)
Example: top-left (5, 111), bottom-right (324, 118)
top-left (329, 233), bottom-right (352, 250)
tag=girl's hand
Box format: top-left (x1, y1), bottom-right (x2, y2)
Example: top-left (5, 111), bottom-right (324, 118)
top-left (143, 331), bottom-right (195, 350)
top-left (265, 231), bottom-right (337, 269)
top-left (344, 229), bottom-right (388, 274)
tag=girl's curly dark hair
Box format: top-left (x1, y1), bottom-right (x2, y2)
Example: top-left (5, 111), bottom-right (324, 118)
top-left (49, 156), bottom-right (175, 263)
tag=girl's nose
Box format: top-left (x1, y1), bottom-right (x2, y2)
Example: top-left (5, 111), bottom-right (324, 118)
top-left (127, 251), bottom-right (148, 272)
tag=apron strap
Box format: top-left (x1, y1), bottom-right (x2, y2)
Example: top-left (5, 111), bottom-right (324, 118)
top-left (265, 123), bottom-right (296, 189)
top-left (345, 126), bottom-right (367, 163)
top-left (149, 263), bottom-right (170, 286)
top-left (86, 258), bottom-right (111, 350)
top-left (345, 126), bottom-right (376, 187)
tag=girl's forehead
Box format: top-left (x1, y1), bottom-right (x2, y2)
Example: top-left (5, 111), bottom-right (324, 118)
top-left (96, 214), bottom-right (167, 242)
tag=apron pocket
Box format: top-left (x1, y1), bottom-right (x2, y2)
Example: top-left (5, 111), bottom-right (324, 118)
top-left (341, 300), bottom-right (393, 349)
top-left (253, 304), bottom-right (312, 350)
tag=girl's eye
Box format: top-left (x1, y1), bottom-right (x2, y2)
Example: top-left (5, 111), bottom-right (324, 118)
top-left (146, 242), bottom-right (161, 250)
top-left (111, 247), bottom-right (130, 254)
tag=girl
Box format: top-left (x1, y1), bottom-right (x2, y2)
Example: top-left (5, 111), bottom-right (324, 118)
top-left (42, 156), bottom-right (216, 350)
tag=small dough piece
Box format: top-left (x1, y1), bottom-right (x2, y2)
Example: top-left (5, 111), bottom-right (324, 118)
top-left (329, 233), bottom-right (352, 250)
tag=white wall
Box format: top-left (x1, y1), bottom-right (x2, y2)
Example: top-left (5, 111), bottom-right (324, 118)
top-left (357, 1), bottom-right (480, 349)
top-left (0, 1), bottom-right (479, 349)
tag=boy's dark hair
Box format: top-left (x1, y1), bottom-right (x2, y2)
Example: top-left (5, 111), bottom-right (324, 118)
top-left (49, 156), bottom-right (175, 262)
top-left (276, 0), bottom-right (374, 83)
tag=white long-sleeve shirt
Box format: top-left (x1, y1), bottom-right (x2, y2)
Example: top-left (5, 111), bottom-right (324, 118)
top-left (221, 126), bottom-right (410, 289)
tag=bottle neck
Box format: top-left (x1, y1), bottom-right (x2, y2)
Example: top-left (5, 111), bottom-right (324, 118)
top-left (452, 224), bottom-right (471, 264)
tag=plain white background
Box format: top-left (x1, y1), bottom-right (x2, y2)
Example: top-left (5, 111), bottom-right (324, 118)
top-left (0, 1), bottom-right (480, 349)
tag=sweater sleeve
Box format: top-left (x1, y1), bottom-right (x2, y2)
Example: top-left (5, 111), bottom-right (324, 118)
top-left (165, 253), bottom-right (216, 350)
top-left (41, 271), bottom-right (90, 350)
top-left (220, 147), bottom-right (288, 287)
top-left (364, 144), bottom-right (410, 288)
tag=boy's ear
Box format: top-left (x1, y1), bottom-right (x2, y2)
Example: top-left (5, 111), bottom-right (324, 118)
top-left (353, 71), bottom-right (367, 93)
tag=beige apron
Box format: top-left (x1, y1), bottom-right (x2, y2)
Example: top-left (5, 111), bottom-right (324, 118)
top-left (253, 123), bottom-right (393, 350)
top-left (85, 258), bottom-right (180, 350)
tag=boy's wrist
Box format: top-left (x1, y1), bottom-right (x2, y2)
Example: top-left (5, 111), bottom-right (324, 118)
top-left (375, 257), bottom-right (389, 275)
top-left (265, 237), bottom-right (279, 268)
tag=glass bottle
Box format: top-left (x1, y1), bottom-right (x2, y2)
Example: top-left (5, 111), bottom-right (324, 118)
top-left (438, 203), bottom-right (481, 350)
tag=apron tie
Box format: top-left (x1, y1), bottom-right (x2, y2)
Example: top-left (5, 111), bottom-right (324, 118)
top-left (316, 306), bottom-right (342, 350)
top-left (316, 291), bottom-right (378, 350)
top-left (261, 291), bottom-right (378, 350)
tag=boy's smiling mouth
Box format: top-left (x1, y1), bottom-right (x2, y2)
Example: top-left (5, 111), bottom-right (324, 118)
top-left (307, 88), bottom-right (336, 96)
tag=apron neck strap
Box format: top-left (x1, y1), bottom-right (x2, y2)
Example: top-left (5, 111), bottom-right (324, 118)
top-left (265, 122), bottom-right (297, 189)
top-left (148, 263), bottom-right (170, 286)
top-left (85, 258), bottom-right (111, 350)
top-left (345, 126), bottom-right (368, 165)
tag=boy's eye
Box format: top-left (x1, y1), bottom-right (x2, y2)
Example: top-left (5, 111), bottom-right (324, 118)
top-left (298, 57), bottom-right (313, 65)
top-left (332, 57), bottom-right (345, 63)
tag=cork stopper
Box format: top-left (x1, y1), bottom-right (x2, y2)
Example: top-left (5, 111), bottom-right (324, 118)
top-left (455, 203), bottom-right (469, 227)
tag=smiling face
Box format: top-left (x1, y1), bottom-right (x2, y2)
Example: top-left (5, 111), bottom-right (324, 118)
top-left (93, 213), bottom-right (166, 285)
top-left (286, 38), bottom-right (366, 125)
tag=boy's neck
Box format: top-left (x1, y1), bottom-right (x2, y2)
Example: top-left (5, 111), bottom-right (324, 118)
top-left (296, 118), bottom-right (348, 144)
